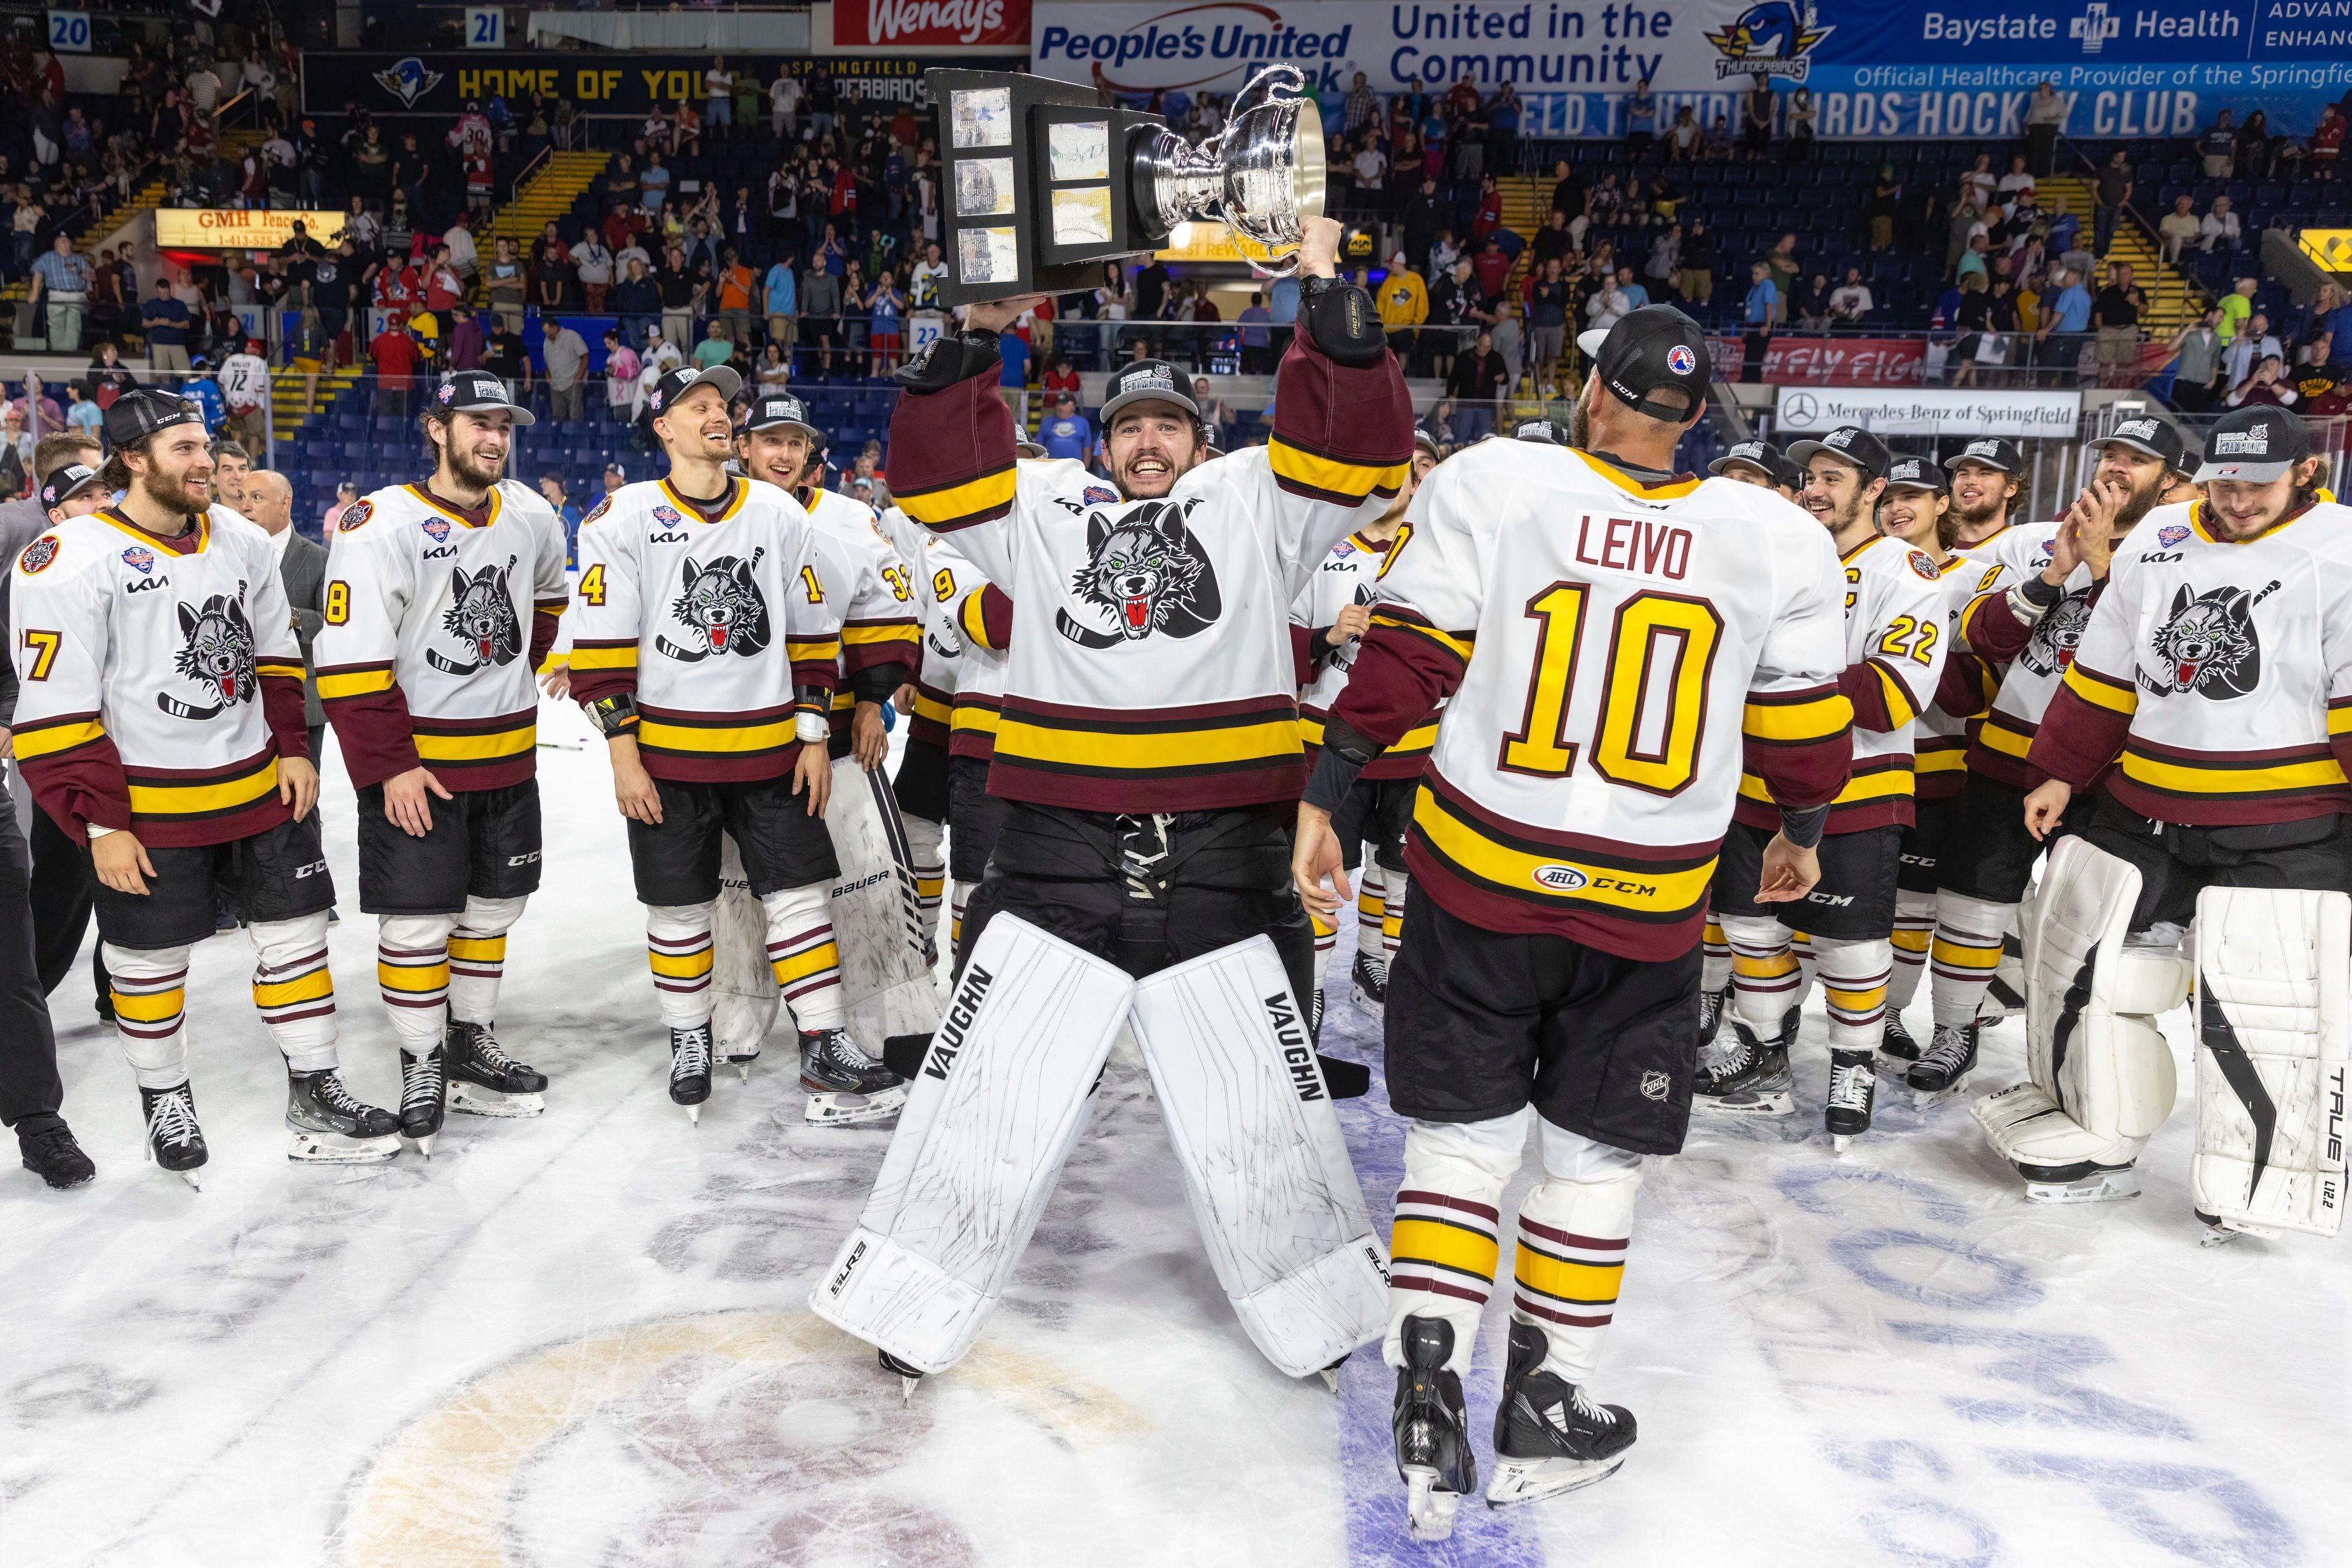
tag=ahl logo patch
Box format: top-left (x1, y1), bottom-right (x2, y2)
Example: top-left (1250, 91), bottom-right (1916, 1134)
top-left (2158, 524), bottom-right (2190, 548)
top-left (1639, 1071), bottom-right (1671, 1102)
top-left (421, 517), bottom-right (451, 544)
top-left (1666, 345), bottom-right (1698, 376)
top-left (18, 536), bottom-right (59, 574)
top-left (1533, 864), bottom-right (1590, 892)
top-left (121, 546), bottom-right (155, 574)
top-left (339, 499), bottom-right (374, 532)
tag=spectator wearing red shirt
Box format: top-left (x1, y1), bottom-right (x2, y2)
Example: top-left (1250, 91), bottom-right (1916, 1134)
top-left (423, 244), bottom-right (465, 312)
top-left (370, 323), bottom-right (420, 416)
top-left (1041, 355), bottom-right (1082, 400)
top-left (602, 201), bottom-right (644, 254)
top-left (2312, 105), bottom-right (2344, 177)
top-left (1473, 236), bottom-right (1512, 303)
top-left (374, 258), bottom-right (421, 329)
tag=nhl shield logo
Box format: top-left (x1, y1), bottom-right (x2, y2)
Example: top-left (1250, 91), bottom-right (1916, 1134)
top-left (121, 546), bottom-right (155, 574)
top-left (2158, 524), bottom-right (2190, 548)
top-left (1639, 1071), bottom-right (1671, 1102)
top-left (421, 517), bottom-right (451, 544)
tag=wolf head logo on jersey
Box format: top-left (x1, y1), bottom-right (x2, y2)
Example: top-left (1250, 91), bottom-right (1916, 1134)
top-left (159, 590), bottom-right (258, 720)
top-left (1054, 499), bottom-right (1222, 650)
top-left (426, 556), bottom-right (522, 675)
top-left (2018, 588), bottom-right (2093, 678)
top-left (656, 549), bottom-right (772, 662)
top-left (2139, 579), bottom-right (2278, 700)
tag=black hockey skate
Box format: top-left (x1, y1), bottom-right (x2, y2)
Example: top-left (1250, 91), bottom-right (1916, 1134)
top-left (1879, 1013), bottom-right (1922, 1063)
top-left (800, 1027), bottom-right (906, 1127)
top-left (447, 1020), bottom-right (548, 1117)
top-left (399, 1046), bottom-right (447, 1157)
top-left (1825, 1048), bottom-right (1877, 1153)
top-left (286, 1069), bottom-right (400, 1164)
top-left (670, 1024), bottom-right (715, 1123)
top-left (1695, 983), bottom-right (1732, 1051)
top-left (1487, 1319), bottom-right (1637, 1508)
top-left (18, 1120), bottom-right (95, 1190)
top-left (1693, 1016), bottom-right (1795, 1118)
top-left (1351, 950), bottom-right (1389, 1019)
top-left (1392, 1315), bottom-right (1476, 1542)
top-left (1906, 1024), bottom-right (1978, 1103)
top-left (142, 1083), bottom-right (207, 1188)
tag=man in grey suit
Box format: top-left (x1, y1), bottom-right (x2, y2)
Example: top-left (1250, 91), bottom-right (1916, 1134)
top-left (245, 472), bottom-right (330, 761)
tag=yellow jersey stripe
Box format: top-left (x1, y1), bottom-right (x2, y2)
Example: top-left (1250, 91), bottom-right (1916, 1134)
top-left (1414, 788), bottom-right (1716, 917)
top-left (126, 757), bottom-right (278, 819)
top-left (1268, 437), bottom-right (1410, 501)
top-left (253, 968), bottom-right (334, 1010)
top-left (1390, 1217), bottom-right (1500, 1281)
top-left (2062, 663), bottom-right (2137, 715)
top-left (566, 643), bottom-right (639, 671)
top-left (638, 715), bottom-right (801, 754)
top-left (414, 723), bottom-right (536, 763)
top-left (997, 713), bottom-right (1301, 772)
top-left (895, 464), bottom-right (1016, 530)
top-left (1743, 691), bottom-right (1854, 743)
top-left (8, 716), bottom-right (107, 760)
top-left (2118, 749), bottom-right (2348, 796)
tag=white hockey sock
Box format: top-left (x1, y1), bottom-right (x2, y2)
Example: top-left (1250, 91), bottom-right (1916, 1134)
top-left (249, 912), bottom-right (337, 1072)
top-left (1382, 867), bottom-right (1410, 967)
top-left (1931, 891), bottom-right (2015, 1029)
top-left (106, 942), bottom-right (194, 1090)
top-left (1813, 935), bottom-right (1893, 1055)
top-left (1719, 914), bottom-right (1799, 1037)
top-left (1701, 919), bottom-right (1732, 996)
top-left (1355, 862), bottom-right (1387, 971)
top-left (1791, 929), bottom-right (1819, 1011)
top-left (1311, 904), bottom-right (1337, 992)
top-left (377, 914), bottom-right (456, 1056)
top-left (1513, 1118), bottom-right (1644, 1385)
top-left (1888, 888), bottom-right (1936, 1012)
top-left (763, 881), bottom-right (846, 1033)
top-left (1385, 1107), bottom-right (1529, 1376)
top-left (950, 879), bottom-right (977, 953)
top-left (903, 813), bottom-right (946, 932)
top-left (646, 903), bottom-right (717, 1031)
top-left (447, 894), bottom-right (527, 1025)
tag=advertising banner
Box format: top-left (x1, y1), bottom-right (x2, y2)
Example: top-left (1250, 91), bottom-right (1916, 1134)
top-left (303, 52), bottom-right (1025, 117)
top-left (833, 0), bottom-right (1033, 49)
top-left (1773, 385), bottom-right (2084, 437)
top-left (1761, 336), bottom-right (1926, 387)
top-left (157, 209), bottom-right (349, 249)
top-left (1031, 0), bottom-right (2352, 139)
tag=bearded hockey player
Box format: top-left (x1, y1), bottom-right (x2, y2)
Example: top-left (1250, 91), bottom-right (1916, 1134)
top-left (315, 371), bottom-right (569, 1156)
top-left (569, 365), bottom-right (883, 1124)
top-left (1292, 308), bottom-right (1852, 1536)
top-left (1987, 407), bottom-right (2352, 1236)
top-left (1293, 426), bottom-right (1440, 1026)
top-left (812, 216), bottom-right (1413, 1394)
top-left (1925, 419), bottom-right (2186, 1099)
top-left (10, 391), bottom-right (394, 1180)
top-left (1699, 425), bottom-right (1945, 1149)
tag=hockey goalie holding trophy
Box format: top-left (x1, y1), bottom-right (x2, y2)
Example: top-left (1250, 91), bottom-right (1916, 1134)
top-left (812, 65), bottom-right (1413, 1392)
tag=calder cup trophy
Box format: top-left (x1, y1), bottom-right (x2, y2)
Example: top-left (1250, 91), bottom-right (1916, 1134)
top-left (927, 63), bottom-right (1326, 306)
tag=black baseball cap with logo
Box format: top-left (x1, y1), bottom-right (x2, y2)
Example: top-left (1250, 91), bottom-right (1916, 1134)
top-left (1512, 417), bottom-right (1565, 445)
top-left (1576, 305), bottom-right (1712, 425)
top-left (1942, 436), bottom-right (2024, 475)
top-left (102, 389), bottom-right (206, 447)
top-left (647, 365), bottom-right (744, 419)
top-left (429, 369), bottom-right (536, 425)
top-left (739, 391), bottom-right (823, 440)
top-left (2094, 414), bottom-right (2184, 468)
top-left (1788, 424), bottom-right (1891, 482)
top-left (2194, 405), bottom-right (2312, 483)
top-left (1708, 437), bottom-right (1781, 480)
top-left (1099, 359), bottom-right (1201, 425)
top-left (1882, 455), bottom-right (1948, 492)
top-left (40, 462), bottom-right (105, 510)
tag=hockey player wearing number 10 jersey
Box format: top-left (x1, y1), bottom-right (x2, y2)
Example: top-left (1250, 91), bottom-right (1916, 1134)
top-left (1295, 308), bottom-right (1854, 1537)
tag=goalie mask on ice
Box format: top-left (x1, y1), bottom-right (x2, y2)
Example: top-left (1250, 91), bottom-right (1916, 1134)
top-left (810, 916), bottom-right (1387, 1380)
top-left (1972, 838), bottom-right (2191, 1204)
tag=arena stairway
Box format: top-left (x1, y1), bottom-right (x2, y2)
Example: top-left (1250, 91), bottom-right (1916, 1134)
top-left (2037, 173), bottom-right (2205, 338)
top-left (474, 150), bottom-right (612, 303)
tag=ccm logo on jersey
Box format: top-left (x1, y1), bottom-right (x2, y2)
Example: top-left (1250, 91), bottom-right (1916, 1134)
top-left (1263, 992), bottom-right (1325, 1102)
top-left (923, 963), bottom-right (996, 1079)
top-left (1573, 516), bottom-right (1691, 580)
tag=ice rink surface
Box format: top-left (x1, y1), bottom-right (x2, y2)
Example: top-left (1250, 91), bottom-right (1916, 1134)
top-left (3, 701), bottom-right (2345, 1566)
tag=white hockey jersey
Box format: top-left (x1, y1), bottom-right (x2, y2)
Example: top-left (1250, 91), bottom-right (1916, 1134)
top-left (934, 548), bottom-right (1009, 763)
top-left (1734, 529), bottom-right (1947, 834)
top-left (1952, 520), bottom-right (2104, 789)
top-left (314, 480), bottom-right (569, 791)
top-left (11, 506), bottom-right (308, 846)
top-left (567, 475), bottom-right (842, 783)
top-left (1910, 548), bottom-right (2006, 801)
top-left (1292, 525), bottom-right (1440, 781)
top-left (1333, 445), bottom-right (1854, 959)
top-left (2032, 497), bottom-right (2352, 827)
top-left (802, 486), bottom-right (921, 737)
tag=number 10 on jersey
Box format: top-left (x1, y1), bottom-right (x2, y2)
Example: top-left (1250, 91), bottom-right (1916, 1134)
top-left (1499, 581), bottom-right (1723, 796)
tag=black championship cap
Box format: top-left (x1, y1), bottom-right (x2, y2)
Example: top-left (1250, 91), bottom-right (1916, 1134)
top-left (2095, 413), bottom-right (2185, 468)
top-left (1788, 424), bottom-right (1891, 482)
top-left (1942, 435), bottom-right (2024, 475)
top-left (2195, 405), bottom-right (2312, 484)
top-left (40, 461), bottom-right (105, 510)
top-left (1883, 454), bottom-right (1948, 492)
top-left (740, 391), bottom-right (822, 440)
top-left (1413, 427), bottom-right (1441, 459)
top-left (1773, 448), bottom-right (1810, 491)
top-left (1708, 437), bottom-right (1781, 480)
top-left (102, 388), bottom-right (206, 447)
top-left (1099, 359), bottom-right (1201, 425)
top-left (430, 369), bottom-right (536, 425)
top-left (1511, 416), bottom-right (1566, 445)
top-left (1576, 305), bottom-right (1711, 424)
top-left (647, 364), bottom-right (744, 419)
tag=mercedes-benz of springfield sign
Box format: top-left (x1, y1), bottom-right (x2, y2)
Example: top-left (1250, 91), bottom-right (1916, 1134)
top-left (1773, 386), bottom-right (2085, 438)
top-left (1032, 0), bottom-right (2352, 138)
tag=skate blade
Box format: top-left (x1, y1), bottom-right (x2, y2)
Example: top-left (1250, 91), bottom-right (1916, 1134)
top-left (734, 1059), bottom-right (756, 1082)
top-left (1485, 1453), bottom-right (1627, 1508)
top-left (1351, 983), bottom-right (1385, 1020)
top-left (1693, 1090), bottom-right (1795, 1118)
top-left (2199, 1219), bottom-right (2275, 1246)
top-left (449, 1083), bottom-right (545, 1119)
top-left (1831, 1131), bottom-right (1861, 1155)
top-left (287, 1130), bottom-right (400, 1164)
top-left (680, 1102), bottom-right (703, 1125)
top-left (404, 1133), bottom-right (437, 1159)
top-left (802, 1083), bottom-right (908, 1126)
top-left (1877, 1045), bottom-right (1920, 1065)
top-left (1908, 1074), bottom-right (1970, 1109)
top-left (1402, 1468), bottom-right (1460, 1542)
top-left (2023, 1171), bottom-right (2139, 1204)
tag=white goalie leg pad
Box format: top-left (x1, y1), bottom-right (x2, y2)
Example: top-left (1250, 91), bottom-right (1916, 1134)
top-left (821, 758), bottom-right (943, 1044)
top-left (711, 834), bottom-right (781, 1062)
top-left (1974, 838), bottom-right (2190, 1189)
top-left (1128, 936), bottom-right (1390, 1378)
top-left (810, 915), bottom-right (1133, 1373)
top-left (2191, 885), bottom-right (2349, 1239)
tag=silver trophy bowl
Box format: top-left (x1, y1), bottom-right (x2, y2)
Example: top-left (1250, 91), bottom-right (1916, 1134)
top-left (1131, 64), bottom-right (1325, 275)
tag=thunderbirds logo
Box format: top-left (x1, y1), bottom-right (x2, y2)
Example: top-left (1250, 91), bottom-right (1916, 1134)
top-left (1704, 1), bottom-right (1833, 81)
top-left (374, 57), bottom-right (444, 108)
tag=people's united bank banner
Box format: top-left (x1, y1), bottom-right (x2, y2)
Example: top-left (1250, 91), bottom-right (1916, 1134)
top-left (1031, 0), bottom-right (2352, 138)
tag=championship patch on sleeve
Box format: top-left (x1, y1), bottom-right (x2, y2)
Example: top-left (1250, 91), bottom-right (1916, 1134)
top-left (582, 496), bottom-right (612, 527)
top-left (338, 499), bottom-right (374, 532)
top-left (1908, 550), bottom-right (1938, 581)
top-left (17, 535), bottom-right (60, 574)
